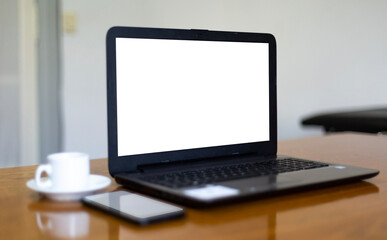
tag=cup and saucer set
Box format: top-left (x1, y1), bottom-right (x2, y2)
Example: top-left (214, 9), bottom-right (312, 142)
top-left (26, 152), bottom-right (111, 201)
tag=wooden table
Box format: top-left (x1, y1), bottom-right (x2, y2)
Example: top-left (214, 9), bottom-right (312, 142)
top-left (1, 133), bottom-right (386, 240)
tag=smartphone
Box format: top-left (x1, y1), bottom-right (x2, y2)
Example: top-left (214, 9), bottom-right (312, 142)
top-left (82, 191), bottom-right (185, 225)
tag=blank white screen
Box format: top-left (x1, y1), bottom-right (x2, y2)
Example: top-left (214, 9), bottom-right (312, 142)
top-left (116, 38), bottom-right (269, 156)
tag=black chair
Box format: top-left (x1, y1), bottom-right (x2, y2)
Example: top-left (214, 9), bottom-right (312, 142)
top-left (302, 107), bottom-right (387, 133)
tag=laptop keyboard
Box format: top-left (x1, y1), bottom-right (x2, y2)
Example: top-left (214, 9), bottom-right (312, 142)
top-left (138, 158), bottom-right (329, 189)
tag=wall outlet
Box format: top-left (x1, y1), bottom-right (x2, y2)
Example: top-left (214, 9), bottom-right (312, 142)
top-left (63, 11), bottom-right (77, 34)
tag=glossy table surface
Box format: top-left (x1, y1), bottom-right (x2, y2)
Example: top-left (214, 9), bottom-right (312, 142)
top-left (1, 133), bottom-right (386, 240)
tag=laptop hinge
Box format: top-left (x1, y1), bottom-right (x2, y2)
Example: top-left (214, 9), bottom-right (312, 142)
top-left (137, 153), bottom-right (271, 173)
top-left (138, 159), bottom-right (207, 173)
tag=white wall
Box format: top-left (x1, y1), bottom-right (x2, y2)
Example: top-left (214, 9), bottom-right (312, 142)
top-left (61, 0), bottom-right (387, 159)
top-left (0, 0), bottom-right (20, 167)
top-left (0, 0), bottom-right (39, 168)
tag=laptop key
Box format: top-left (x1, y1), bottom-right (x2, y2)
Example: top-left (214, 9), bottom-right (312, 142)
top-left (138, 158), bottom-right (329, 189)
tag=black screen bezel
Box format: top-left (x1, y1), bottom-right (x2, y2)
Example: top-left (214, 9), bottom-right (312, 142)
top-left (106, 26), bottom-right (277, 176)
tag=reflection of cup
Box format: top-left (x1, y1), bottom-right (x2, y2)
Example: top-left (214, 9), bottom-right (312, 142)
top-left (35, 152), bottom-right (90, 191)
top-left (36, 211), bottom-right (90, 238)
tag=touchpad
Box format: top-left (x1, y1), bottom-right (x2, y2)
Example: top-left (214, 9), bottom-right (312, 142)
top-left (275, 175), bottom-right (302, 187)
top-left (221, 175), bottom-right (302, 192)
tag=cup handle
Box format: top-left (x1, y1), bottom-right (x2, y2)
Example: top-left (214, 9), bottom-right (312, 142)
top-left (35, 164), bottom-right (53, 188)
top-left (36, 213), bottom-right (52, 231)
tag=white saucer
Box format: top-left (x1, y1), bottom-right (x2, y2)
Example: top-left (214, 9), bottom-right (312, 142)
top-left (27, 175), bottom-right (111, 201)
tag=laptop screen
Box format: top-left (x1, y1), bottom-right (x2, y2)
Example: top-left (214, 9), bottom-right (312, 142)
top-left (115, 38), bottom-right (270, 157)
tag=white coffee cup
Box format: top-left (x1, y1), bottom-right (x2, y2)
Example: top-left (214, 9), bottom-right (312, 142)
top-left (35, 152), bottom-right (90, 191)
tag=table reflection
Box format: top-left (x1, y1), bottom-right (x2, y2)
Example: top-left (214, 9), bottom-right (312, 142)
top-left (27, 181), bottom-right (378, 240)
top-left (36, 210), bottom-right (89, 239)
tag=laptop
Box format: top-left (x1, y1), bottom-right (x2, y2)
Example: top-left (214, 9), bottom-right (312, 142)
top-left (106, 26), bottom-right (379, 207)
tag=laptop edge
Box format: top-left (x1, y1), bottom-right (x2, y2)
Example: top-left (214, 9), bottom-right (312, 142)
top-left (106, 26), bottom-right (379, 207)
